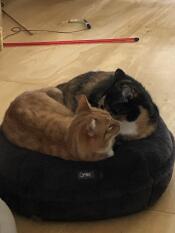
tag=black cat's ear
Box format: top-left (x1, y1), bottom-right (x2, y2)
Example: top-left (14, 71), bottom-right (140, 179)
top-left (115, 69), bottom-right (138, 100)
top-left (121, 84), bottom-right (137, 101)
top-left (114, 68), bottom-right (126, 80)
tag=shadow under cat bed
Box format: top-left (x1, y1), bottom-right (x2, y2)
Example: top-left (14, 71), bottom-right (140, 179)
top-left (0, 117), bottom-right (174, 220)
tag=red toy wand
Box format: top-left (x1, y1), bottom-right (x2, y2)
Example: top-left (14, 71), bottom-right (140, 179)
top-left (4, 37), bottom-right (139, 47)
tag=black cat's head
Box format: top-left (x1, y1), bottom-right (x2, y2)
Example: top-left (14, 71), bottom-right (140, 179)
top-left (104, 69), bottom-right (158, 122)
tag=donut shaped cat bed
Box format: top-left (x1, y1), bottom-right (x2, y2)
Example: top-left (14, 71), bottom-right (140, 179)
top-left (0, 117), bottom-right (174, 221)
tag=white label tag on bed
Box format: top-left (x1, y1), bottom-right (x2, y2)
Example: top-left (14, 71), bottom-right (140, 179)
top-left (78, 170), bottom-right (95, 180)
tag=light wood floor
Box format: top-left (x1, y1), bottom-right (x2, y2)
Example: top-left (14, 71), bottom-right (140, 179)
top-left (0, 0), bottom-right (175, 232)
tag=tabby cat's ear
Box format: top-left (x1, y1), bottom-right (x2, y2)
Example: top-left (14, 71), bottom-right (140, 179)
top-left (86, 119), bottom-right (96, 137)
top-left (76, 95), bottom-right (91, 113)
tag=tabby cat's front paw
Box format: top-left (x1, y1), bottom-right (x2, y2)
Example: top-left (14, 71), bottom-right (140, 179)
top-left (107, 149), bottom-right (114, 157)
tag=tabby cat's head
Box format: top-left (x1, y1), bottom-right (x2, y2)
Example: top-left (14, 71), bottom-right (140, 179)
top-left (69, 95), bottom-right (120, 161)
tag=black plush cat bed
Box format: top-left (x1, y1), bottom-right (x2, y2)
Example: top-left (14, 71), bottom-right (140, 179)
top-left (0, 117), bottom-right (174, 221)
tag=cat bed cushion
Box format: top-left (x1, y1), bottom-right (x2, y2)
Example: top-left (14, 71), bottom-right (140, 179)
top-left (0, 117), bottom-right (174, 220)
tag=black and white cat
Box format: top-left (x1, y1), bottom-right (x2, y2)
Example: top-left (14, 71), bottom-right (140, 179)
top-left (90, 69), bottom-right (159, 140)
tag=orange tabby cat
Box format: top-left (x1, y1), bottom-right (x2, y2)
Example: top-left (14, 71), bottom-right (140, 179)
top-left (2, 88), bottom-right (120, 161)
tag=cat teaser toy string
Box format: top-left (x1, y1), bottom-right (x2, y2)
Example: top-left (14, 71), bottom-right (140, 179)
top-left (3, 19), bottom-right (92, 40)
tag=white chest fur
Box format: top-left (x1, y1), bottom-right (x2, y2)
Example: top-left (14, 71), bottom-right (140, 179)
top-left (98, 136), bottom-right (115, 158)
top-left (120, 120), bottom-right (138, 136)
